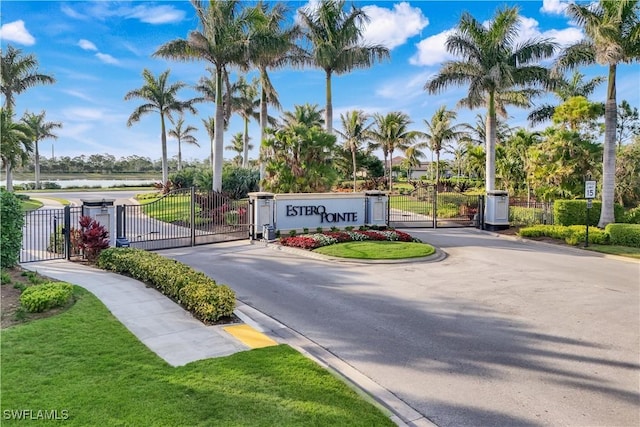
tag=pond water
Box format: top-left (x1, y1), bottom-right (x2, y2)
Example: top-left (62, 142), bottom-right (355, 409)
top-left (2, 179), bottom-right (157, 189)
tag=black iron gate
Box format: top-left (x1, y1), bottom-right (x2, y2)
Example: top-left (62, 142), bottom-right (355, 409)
top-left (117, 188), bottom-right (250, 251)
top-left (388, 185), bottom-right (482, 228)
top-left (20, 206), bottom-right (82, 263)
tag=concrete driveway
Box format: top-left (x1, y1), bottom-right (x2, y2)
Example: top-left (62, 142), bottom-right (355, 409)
top-left (159, 228), bottom-right (640, 427)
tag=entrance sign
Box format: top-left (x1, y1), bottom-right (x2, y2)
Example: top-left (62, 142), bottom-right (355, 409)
top-left (585, 181), bottom-right (596, 199)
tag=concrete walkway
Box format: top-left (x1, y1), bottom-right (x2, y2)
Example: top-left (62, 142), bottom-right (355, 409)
top-left (21, 259), bottom-right (249, 366)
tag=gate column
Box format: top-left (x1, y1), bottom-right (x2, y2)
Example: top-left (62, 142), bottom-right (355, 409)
top-left (81, 199), bottom-right (116, 246)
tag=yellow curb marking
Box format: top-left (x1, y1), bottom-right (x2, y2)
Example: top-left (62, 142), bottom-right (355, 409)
top-left (223, 324), bottom-right (278, 349)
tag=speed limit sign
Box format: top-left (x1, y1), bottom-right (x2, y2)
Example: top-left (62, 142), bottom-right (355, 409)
top-left (585, 181), bottom-right (596, 199)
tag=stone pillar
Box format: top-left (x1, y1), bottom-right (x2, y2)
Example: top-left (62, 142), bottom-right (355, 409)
top-left (81, 199), bottom-right (116, 246)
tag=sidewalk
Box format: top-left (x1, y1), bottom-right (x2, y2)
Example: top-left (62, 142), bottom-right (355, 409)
top-left (21, 259), bottom-right (252, 366)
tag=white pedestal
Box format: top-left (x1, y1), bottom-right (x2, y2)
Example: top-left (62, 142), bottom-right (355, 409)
top-left (485, 191), bottom-right (509, 230)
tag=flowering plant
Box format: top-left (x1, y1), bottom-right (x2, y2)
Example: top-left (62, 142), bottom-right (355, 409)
top-left (279, 229), bottom-right (419, 250)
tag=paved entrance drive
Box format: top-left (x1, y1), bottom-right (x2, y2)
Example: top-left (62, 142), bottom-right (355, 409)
top-left (160, 229), bottom-right (639, 427)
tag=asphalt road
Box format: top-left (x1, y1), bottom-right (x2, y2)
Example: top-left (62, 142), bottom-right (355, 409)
top-left (160, 228), bottom-right (640, 427)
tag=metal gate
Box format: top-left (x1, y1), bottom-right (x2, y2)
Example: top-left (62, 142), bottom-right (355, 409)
top-left (389, 185), bottom-right (482, 228)
top-left (20, 206), bottom-right (82, 263)
top-left (117, 187), bottom-right (249, 250)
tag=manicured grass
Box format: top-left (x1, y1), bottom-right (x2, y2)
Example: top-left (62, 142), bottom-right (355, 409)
top-left (584, 244), bottom-right (640, 259)
top-left (139, 195), bottom-right (195, 223)
top-left (314, 241), bottom-right (435, 260)
top-left (20, 199), bottom-right (43, 211)
top-left (37, 196), bottom-right (71, 206)
top-left (1, 287), bottom-right (393, 426)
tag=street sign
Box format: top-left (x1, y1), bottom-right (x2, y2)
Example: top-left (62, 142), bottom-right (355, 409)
top-left (585, 181), bottom-right (596, 199)
top-left (587, 199), bottom-right (593, 209)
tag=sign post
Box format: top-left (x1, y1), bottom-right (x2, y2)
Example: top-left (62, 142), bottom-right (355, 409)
top-left (584, 180), bottom-right (596, 247)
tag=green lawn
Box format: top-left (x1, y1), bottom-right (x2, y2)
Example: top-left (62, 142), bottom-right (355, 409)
top-left (584, 244), bottom-right (640, 259)
top-left (20, 199), bottom-right (43, 211)
top-left (1, 287), bottom-right (393, 426)
top-left (314, 241), bottom-right (435, 260)
top-left (139, 195), bottom-right (195, 223)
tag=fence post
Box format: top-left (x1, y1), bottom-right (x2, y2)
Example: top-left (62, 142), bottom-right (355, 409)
top-left (64, 206), bottom-right (71, 260)
top-left (190, 187), bottom-right (196, 246)
top-left (433, 185), bottom-right (437, 229)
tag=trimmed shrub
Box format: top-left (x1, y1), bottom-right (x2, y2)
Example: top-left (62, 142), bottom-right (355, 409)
top-left (605, 224), bottom-right (640, 248)
top-left (623, 206), bottom-right (640, 224)
top-left (519, 224), bottom-right (608, 246)
top-left (0, 190), bottom-right (24, 268)
top-left (20, 282), bottom-right (74, 313)
top-left (554, 200), bottom-right (624, 226)
top-left (98, 248), bottom-right (235, 322)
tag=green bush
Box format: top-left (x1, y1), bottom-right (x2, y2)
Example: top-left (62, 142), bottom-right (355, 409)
top-left (519, 224), bottom-right (608, 246)
top-left (19, 282), bottom-right (74, 313)
top-left (605, 224), bottom-right (640, 248)
top-left (98, 248), bottom-right (235, 322)
top-left (623, 206), bottom-right (640, 224)
top-left (0, 190), bottom-right (25, 268)
top-left (554, 200), bottom-right (624, 226)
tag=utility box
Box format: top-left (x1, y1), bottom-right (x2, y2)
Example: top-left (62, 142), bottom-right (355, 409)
top-left (365, 191), bottom-right (388, 226)
top-left (262, 225), bottom-right (276, 241)
top-left (484, 191), bottom-right (509, 231)
top-left (248, 192), bottom-right (275, 240)
top-left (115, 238), bottom-right (130, 248)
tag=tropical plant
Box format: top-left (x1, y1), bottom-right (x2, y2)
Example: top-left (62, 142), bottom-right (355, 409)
top-left (1, 45), bottom-right (55, 110)
top-left (154, 0), bottom-right (258, 191)
top-left (201, 116), bottom-right (215, 166)
top-left (298, 0), bottom-right (390, 133)
top-left (368, 111), bottom-right (416, 190)
top-left (21, 110), bottom-right (62, 189)
top-left (617, 100), bottom-right (640, 148)
top-left (426, 5), bottom-right (556, 192)
top-left (528, 70), bottom-right (605, 125)
top-left (615, 136), bottom-right (640, 206)
top-left (168, 115), bottom-right (199, 171)
top-left (124, 69), bottom-right (196, 184)
top-left (0, 189), bottom-right (24, 267)
top-left (422, 106), bottom-right (464, 186)
top-left (336, 110), bottom-right (372, 191)
top-left (1, 108), bottom-right (33, 192)
top-left (226, 132), bottom-right (252, 166)
top-left (557, 0), bottom-right (640, 227)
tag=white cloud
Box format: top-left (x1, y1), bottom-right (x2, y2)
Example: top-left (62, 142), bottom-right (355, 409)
top-left (60, 4), bottom-right (86, 20)
top-left (376, 71), bottom-right (433, 100)
top-left (409, 30), bottom-right (455, 66)
top-left (361, 2), bottom-right (428, 50)
top-left (61, 107), bottom-right (105, 121)
top-left (0, 20), bottom-right (35, 46)
top-left (61, 89), bottom-right (94, 102)
top-left (540, 0), bottom-right (570, 15)
top-left (95, 53), bottom-right (120, 65)
top-left (517, 16), bottom-right (582, 49)
top-left (128, 5), bottom-right (185, 24)
top-left (78, 39), bottom-right (98, 51)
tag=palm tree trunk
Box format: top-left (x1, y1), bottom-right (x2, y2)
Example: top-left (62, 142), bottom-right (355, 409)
top-left (325, 69), bottom-right (333, 134)
top-left (5, 162), bottom-right (13, 192)
top-left (388, 148), bottom-right (394, 191)
top-left (34, 140), bottom-right (40, 190)
top-left (435, 150), bottom-right (441, 188)
top-left (178, 139), bottom-right (182, 171)
top-left (160, 114), bottom-right (168, 184)
top-left (351, 146), bottom-right (357, 192)
top-left (242, 117), bottom-right (249, 168)
top-left (213, 65), bottom-right (225, 192)
top-left (259, 76), bottom-right (268, 190)
top-left (486, 92), bottom-right (497, 192)
top-left (598, 64), bottom-right (617, 228)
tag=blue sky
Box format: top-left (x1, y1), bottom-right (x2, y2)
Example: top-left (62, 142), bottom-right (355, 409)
top-left (2, 0), bottom-right (639, 164)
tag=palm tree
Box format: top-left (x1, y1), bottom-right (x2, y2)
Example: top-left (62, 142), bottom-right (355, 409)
top-left (21, 111), bottom-right (62, 189)
top-left (423, 106), bottom-right (464, 186)
top-left (528, 70), bottom-right (605, 125)
top-left (154, 0), bottom-right (257, 191)
top-left (168, 115), bottom-right (199, 171)
top-left (336, 110), bottom-right (372, 191)
top-left (247, 2), bottom-right (303, 184)
top-left (201, 116), bottom-right (215, 167)
top-left (298, 0), bottom-right (390, 133)
top-left (1, 46), bottom-right (55, 110)
top-left (1, 108), bottom-right (33, 192)
top-left (403, 143), bottom-right (427, 180)
top-left (226, 132), bottom-right (253, 166)
top-left (557, 0), bottom-right (640, 227)
top-left (228, 76), bottom-right (260, 167)
top-left (425, 6), bottom-right (556, 192)
top-left (281, 103), bottom-right (325, 129)
top-left (369, 112), bottom-right (416, 190)
top-left (124, 69), bottom-right (196, 184)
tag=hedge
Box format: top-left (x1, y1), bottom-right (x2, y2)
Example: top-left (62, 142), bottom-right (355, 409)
top-left (519, 224), bottom-right (608, 246)
top-left (1, 190), bottom-right (24, 268)
top-left (605, 224), bottom-right (640, 248)
top-left (554, 200), bottom-right (624, 226)
top-left (97, 248), bottom-right (235, 322)
top-left (20, 282), bottom-right (74, 313)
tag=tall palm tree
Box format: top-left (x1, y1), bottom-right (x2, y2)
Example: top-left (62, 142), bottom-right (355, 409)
top-left (124, 69), bottom-right (196, 184)
top-left (247, 2), bottom-right (303, 184)
top-left (369, 112), bottom-right (416, 190)
top-left (423, 106), bottom-right (464, 186)
top-left (403, 143), bottom-right (427, 180)
top-left (154, 0), bottom-right (257, 191)
top-left (528, 70), bottom-right (605, 125)
top-left (336, 110), bottom-right (372, 191)
top-left (1, 46), bottom-right (55, 110)
top-left (21, 111), bottom-right (62, 189)
top-left (168, 115), bottom-right (199, 171)
top-left (1, 108), bottom-right (33, 192)
top-left (298, 0), bottom-right (390, 134)
top-left (226, 132), bottom-right (253, 166)
top-left (228, 76), bottom-right (260, 167)
top-left (556, 0), bottom-right (640, 227)
top-left (281, 103), bottom-right (325, 128)
top-left (201, 116), bottom-right (215, 166)
top-left (426, 6), bottom-right (556, 192)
